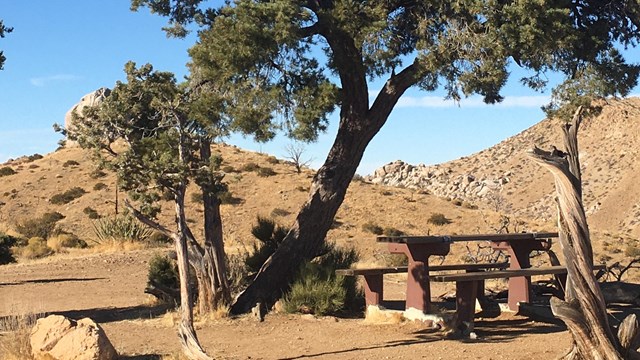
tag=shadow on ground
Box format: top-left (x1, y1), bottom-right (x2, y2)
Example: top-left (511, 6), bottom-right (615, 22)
top-left (49, 303), bottom-right (175, 323)
top-left (0, 277), bottom-right (106, 286)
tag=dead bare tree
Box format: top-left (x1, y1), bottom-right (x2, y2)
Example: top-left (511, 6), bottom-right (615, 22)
top-left (528, 107), bottom-right (639, 359)
top-left (284, 142), bottom-right (313, 174)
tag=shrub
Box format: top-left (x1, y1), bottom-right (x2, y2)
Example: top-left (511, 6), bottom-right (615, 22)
top-left (270, 208), bottom-right (291, 217)
top-left (190, 192), bottom-right (204, 203)
top-left (47, 234), bottom-right (87, 251)
top-left (245, 217), bottom-right (289, 274)
top-left (283, 243), bottom-right (362, 315)
top-left (382, 227), bottom-right (405, 236)
top-left (50, 187), bottom-right (86, 205)
top-left (27, 153), bottom-right (43, 162)
top-left (0, 233), bottom-right (18, 265)
top-left (241, 162), bottom-right (260, 172)
top-left (93, 182), bottom-right (108, 191)
top-left (89, 169), bottom-right (107, 179)
top-left (257, 167), bottom-right (276, 177)
top-left (15, 212), bottom-right (64, 239)
top-left (427, 213), bottom-right (451, 225)
top-left (22, 237), bottom-right (54, 259)
top-left (148, 254), bottom-right (179, 290)
top-left (92, 216), bottom-right (153, 243)
top-left (265, 156), bottom-right (279, 164)
top-left (0, 313), bottom-right (40, 359)
top-left (624, 244), bottom-right (640, 257)
top-left (362, 221), bottom-right (383, 235)
top-left (452, 199), bottom-right (463, 206)
top-left (0, 166), bottom-right (16, 177)
top-left (295, 186), bottom-right (308, 192)
top-left (62, 160), bottom-right (80, 167)
top-left (218, 191), bottom-right (242, 205)
top-left (148, 231), bottom-right (172, 245)
top-left (83, 207), bottom-right (100, 219)
top-left (221, 165), bottom-right (236, 173)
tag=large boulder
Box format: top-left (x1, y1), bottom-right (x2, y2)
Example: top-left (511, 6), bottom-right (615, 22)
top-left (63, 88), bottom-right (111, 145)
top-left (30, 315), bottom-right (118, 360)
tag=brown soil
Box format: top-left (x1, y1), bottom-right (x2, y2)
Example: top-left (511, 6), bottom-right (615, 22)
top-left (1, 249), bottom-right (573, 359)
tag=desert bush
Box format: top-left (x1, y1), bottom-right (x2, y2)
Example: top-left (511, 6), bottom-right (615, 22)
top-left (92, 215), bottom-right (153, 243)
top-left (270, 208), bottom-right (291, 217)
top-left (245, 217), bottom-right (289, 274)
top-left (427, 213), bottom-right (451, 225)
top-left (0, 313), bottom-right (40, 359)
top-left (89, 169), bottom-right (107, 179)
top-left (83, 207), bottom-right (100, 219)
top-left (283, 243), bottom-right (362, 315)
top-left (352, 174), bottom-right (364, 182)
top-left (47, 234), bottom-right (87, 252)
top-left (362, 221), bottom-right (383, 235)
top-left (218, 190), bottom-right (242, 205)
top-left (27, 153), bottom-right (43, 162)
top-left (148, 253), bottom-right (179, 290)
top-left (295, 186), bottom-right (308, 192)
top-left (50, 187), bottom-right (86, 205)
top-left (257, 167), bottom-right (276, 177)
top-left (382, 227), bottom-right (405, 236)
top-left (161, 190), bottom-right (174, 201)
top-left (452, 199), bottom-right (463, 206)
top-left (21, 237), bottom-right (54, 259)
top-left (221, 165), bottom-right (236, 173)
top-left (62, 160), bottom-right (80, 167)
top-left (0, 233), bottom-right (18, 265)
top-left (265, 156), bottom-right (279, 164)
top-left (190, 191), bottom-right (204, 203)
top-left (15, 212), bottom-right (64, 239)
top-left (93, 182), bottom-right (108, 191)
top-left (462, 202), bottom-right (478, 210)
top-left (148, 231), bottom-right (172, 245)
top-left (241, 162), bottom-right (260, 172)
top-left (624, 244), bottom-right (640, 257)
top-left (0, 166), bottom-right (16, 177)
top-left (380, 190), bottom-right (393, 196)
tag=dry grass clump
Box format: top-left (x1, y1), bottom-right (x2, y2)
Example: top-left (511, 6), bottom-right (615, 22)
top-left (46, 234), bottom-right (87, 252)
top-left (20, 237), bottom-right (53, 259)
top-left (0, 313), bottom-right (41, 360)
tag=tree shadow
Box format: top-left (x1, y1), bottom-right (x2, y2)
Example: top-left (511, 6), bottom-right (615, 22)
top-left (44, 303), bottom-right (175, 324)
top-left (0, 277), bottom-right (106, 286)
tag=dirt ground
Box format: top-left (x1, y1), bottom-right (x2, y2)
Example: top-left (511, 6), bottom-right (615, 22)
top-left (0, 248), bottom-right (588, 359)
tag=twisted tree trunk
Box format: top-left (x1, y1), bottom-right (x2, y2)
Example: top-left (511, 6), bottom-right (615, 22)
top-left (528, 107), bottom-right (639, 360)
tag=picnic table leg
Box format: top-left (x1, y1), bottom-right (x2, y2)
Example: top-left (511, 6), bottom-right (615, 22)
top-left (455, 280), bottom-right (478, 332)
top-left (362, 274), bottom-right (383, 307)
top-left (388, 243), bottom-right (450, 314)
top-left (492, 240), bottom-right (545, 311)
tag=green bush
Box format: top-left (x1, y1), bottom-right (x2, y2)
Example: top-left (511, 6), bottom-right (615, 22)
top-left (93, 182), bottom-right (108, 191)
top-left (92, 216), bottom-right (153, 243)
top-left (362, 221), bottom-right (383, 235)
top-left (190, 192), bottom-right (204, 203)
top-left (148, 254), bottom-right (179, 289)
top-left (15, 212), bottom-right (64, 239)
top-left (21, 237), bottom-right (53, 259)
top-left (283, 243), bottom-right (362, 316)
top-left (0, 233), bottom-right (18, 265)
top-left (427, 213), bottom-right (451, 225)
top-left (0, 167), bottom-right (16, 177)
top-left (50, 187), bottom-right (86, 205)
top-left (257, 167), bottom-right (276, 177)
top-left (245, 217), bottom-right (289, 274)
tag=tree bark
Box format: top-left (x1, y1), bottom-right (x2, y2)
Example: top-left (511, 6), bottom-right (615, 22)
top-left (528, 107), bottom-right (639, 359)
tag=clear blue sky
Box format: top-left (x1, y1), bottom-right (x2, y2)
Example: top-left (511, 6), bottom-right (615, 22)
top-left (1, 1), bottom-right (638, 175)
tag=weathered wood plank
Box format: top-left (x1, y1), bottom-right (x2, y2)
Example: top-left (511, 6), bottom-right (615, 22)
top-left (377, 232), bottom-right (558, 244)
top-left (335, 262), bottom-right (509, 276)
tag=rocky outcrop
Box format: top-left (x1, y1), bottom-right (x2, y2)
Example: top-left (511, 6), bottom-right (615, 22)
top-left (365, 160), bottom-right (511, 204)
top-left (63, 88), bottom-right (111, 145)
top-left (30, 315), bottom-right (118, 360)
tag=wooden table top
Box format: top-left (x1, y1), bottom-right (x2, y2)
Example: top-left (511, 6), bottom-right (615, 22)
top-left (376, 232), bottom-right (558, 244)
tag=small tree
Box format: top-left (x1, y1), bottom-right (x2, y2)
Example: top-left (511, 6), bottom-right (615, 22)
top-left (284, 142), bottom-right (313, 174)
top-left (62, 62), bottom-right (230, 359)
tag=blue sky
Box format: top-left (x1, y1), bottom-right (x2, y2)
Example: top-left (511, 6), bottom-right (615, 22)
top-left (1, 1), bottom-right (639, 175)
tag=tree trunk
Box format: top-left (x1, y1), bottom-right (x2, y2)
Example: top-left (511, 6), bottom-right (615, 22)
top-left (231, 38), bottom-right (422, 313)
top-left (527, 107), bottom-right (639, 359)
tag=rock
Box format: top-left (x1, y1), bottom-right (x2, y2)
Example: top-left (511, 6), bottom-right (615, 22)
top-left (63, 88), bottom-right (111, 146)
top-left (30, 315), bottom-right (118, 360)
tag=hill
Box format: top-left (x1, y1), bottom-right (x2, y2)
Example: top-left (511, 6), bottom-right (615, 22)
top-left (367, 97), bottom-right (640, 246)
top-left (0, 143), bottom-right (518, 264)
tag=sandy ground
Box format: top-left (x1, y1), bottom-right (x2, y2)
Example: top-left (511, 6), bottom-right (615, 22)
top-left (0, 249), bottom-right (588, 359)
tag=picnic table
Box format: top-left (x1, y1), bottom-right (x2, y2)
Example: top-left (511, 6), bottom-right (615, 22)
top-left (376, 232), bottom-right (558, 312)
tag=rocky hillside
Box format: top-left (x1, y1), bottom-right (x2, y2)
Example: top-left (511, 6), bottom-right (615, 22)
top-left (366, 97), bottom-right (640, 239)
